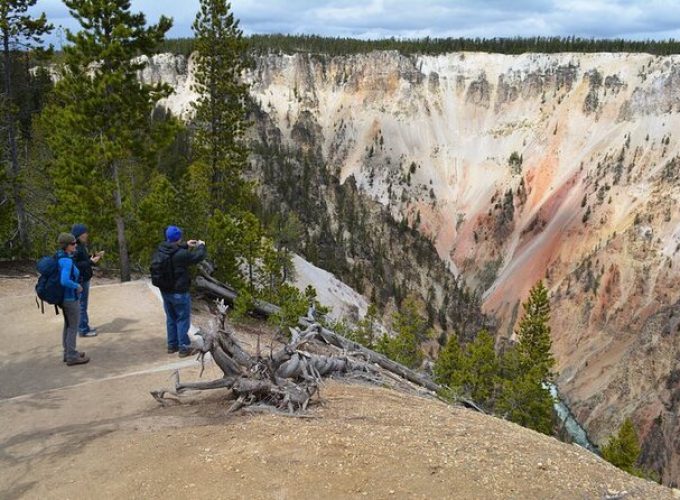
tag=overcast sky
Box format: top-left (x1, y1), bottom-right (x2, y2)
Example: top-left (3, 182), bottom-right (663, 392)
top-left (32, 0), bottom-right (680, 46)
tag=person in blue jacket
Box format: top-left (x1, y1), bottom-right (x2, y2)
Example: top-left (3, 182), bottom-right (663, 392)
top-left (56, 232), bottom-right (89, 366)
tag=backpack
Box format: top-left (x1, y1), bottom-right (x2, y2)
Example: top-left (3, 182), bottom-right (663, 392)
top-left (35, 254), bottom-right (71, 314)
top-left (150, 248), bottom-right (177, 291)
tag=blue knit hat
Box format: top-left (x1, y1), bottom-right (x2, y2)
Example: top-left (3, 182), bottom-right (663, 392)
top-left (165, 225), bottom-right (182, 243)
top-left (72, 223), bottom-right (88, 240)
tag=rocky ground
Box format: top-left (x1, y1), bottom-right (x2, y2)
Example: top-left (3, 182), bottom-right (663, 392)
top-left (0, 276), bottom-right (675, 499)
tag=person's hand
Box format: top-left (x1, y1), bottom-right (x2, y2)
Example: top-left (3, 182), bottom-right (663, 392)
top-left (77, 285), bottom-right (83, 294)
top-left (91, 255), bottom-right (101, 264)
top-left (187, 240), bottom-right (198, 247)
top-left (197, 240), bottom-right (205, 246)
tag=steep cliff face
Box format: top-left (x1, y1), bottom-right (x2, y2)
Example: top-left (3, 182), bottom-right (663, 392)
top-left (143, 50), bottom-right (680, 484)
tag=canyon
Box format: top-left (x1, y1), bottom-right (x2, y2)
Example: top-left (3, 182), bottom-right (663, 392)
top-left (141, 49), bottom-right (680, 484)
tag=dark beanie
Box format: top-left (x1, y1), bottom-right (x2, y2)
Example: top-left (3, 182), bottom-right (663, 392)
top-left (72, 223), bottom-right (88, 240)
top-left (165, 225), bottom-right (182, 243)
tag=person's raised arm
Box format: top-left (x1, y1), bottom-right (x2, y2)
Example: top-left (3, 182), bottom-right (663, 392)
top-left (187, 241), bottom-right (207, 264)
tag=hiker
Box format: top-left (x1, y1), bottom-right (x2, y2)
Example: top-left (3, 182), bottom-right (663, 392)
top-left (57, 232), bottom-right (89, 366)
top-left (151, 225), bottom-right (206, 357)
top-left (72, 223), bottom-right (104, 337)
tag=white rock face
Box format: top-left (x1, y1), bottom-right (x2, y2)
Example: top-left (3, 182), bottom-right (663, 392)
top-left (291, 254), bottom-right (368, 322)
top-left (137, 53), bottom-right (199, 119)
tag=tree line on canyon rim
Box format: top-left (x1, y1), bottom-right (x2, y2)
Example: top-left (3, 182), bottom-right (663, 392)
top-left (160, 34), bottom-right (680, 57)
top-left (1, 0), bottom-right (652, 480)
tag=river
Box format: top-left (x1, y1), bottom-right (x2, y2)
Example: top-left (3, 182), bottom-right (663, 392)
top-left (547, 383), bottom-right (599, 454)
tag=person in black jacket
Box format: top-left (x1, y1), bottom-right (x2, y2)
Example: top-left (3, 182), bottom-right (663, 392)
top-left (72, 224), bottom-right (104, 337)
top-left (156, 225), bottom-right (207, 357)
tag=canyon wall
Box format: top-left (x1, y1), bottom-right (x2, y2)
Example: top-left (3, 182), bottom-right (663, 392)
top-left (142, 50), bottom-right (680, 484)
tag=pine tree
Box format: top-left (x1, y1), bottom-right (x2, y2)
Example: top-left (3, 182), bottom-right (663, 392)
top-left (206, 208), bottom-right (244, 287)
top-left (43, 0), bottom-right (172, 281)
top-left (269, 211), bottom-right (302, 283)
top-left (601, 418), bottom-right (642, 476)
top-left (496, 347), bottom-right (555, 435)
top-left (495, 281), bottom-right (557, 435)
top-left (352, 303), bottom-right (379, 349)
top-left (434, 330), bottom-right (499, 408)
top-left (1, 0), bottom-right (52, 255)
top-left (515, 281), bottom-right (555, 382)
top-left (240, 211), bottom-right (264, 292)
top-left (462, 330), bottom-right (499, 404)
top-left (132, 174), bottom-right (178, 265)
top-left (434, 333), bottom-right (464, 386)
top-left (378, 296), bottom-right (427, 369)
top-left (191, 0), bottom-right (251, 210)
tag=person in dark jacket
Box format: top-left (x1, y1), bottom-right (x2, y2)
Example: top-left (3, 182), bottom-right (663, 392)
top-left (72, 223), bottom-right (103, 337)
top-left (56, 232), bottom-right (89, 366)
top-left (156, 225), bottom-right (207, 357)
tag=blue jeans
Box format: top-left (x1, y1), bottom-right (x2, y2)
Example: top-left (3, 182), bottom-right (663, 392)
top-left (78, 280), bottom-right (91, 333)
top-left (161, 291), bottom-right (192, 352)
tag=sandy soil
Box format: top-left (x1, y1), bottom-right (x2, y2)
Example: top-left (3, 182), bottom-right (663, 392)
top-left (0, 277), bottom-right (675, 499)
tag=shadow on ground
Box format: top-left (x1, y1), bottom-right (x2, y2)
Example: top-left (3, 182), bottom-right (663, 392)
top-left (0, 321), bottom-right (167, 399)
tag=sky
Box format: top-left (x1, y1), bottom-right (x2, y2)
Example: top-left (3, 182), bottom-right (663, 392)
top-left (32, 0), bottom-right (680, 46)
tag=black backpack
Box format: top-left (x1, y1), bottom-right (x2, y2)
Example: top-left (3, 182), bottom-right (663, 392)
top-left (150, 247), bottom-right (177, 291)
top-left (35, 253), bottom-right (72, 314)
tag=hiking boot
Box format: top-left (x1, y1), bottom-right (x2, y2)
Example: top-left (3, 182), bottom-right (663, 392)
top-left (167, 346), bottom-right (179, 354)
top-left (63, 351), bottom-right (86, 362)
top-left (79, 328), bottom-right (98, 337)
top-left (178, 348), bottom-right (197, 358)
top-left (66, 354), bottom-right (90, 366)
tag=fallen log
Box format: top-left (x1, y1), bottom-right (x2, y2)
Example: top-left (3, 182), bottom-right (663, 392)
top-left (195, 274), bottom-right (441, 394)
top-left (195, 275), bottom-right (281, 317)
top-left (152, 300), bottom-right (374, 412)
top-left (191, 273), bottom-right (485, 413)
top-left (304, 320), bottom-right (440, 392)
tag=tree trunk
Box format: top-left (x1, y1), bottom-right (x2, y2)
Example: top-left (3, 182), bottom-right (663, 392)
top-left (2, 28), bottom-right (30, 255)
top-left (112, 162), bottom-right (131, 282)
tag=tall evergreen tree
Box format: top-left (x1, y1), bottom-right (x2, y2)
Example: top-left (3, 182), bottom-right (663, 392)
top-left (191, 0), bottom-right (250, 210)
top-left (496, 281), bottom-right (557, 435)
top-left (43, 0), bottom-right (172, 280)
top-left (184, 0), bottom-right (258, 288)
top-left (515, 280), bottom-right (555, 382)
top-left (0, 0), bottom-right (52, 255)
top-left (496, 347), bottom-right (555, 435)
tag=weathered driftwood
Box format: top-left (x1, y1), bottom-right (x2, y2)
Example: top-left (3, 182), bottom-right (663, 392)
top-left (195, 276), bottom-right (281, 317)
top-left (188, 270), bottom-right (484, 413)
top-left (152, 300), bottom-right (375, 412)
top-left (195, 275), bottom-right (442, 392)
top-left (306, 320), bottom-right (441, 392)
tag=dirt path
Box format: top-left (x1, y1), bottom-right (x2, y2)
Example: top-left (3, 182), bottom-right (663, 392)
top-left (0, 277), bottom-right (675, 499)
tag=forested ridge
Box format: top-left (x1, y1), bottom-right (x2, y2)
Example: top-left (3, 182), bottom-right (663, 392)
top-left (158, 34), bottom-right (680, 57)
